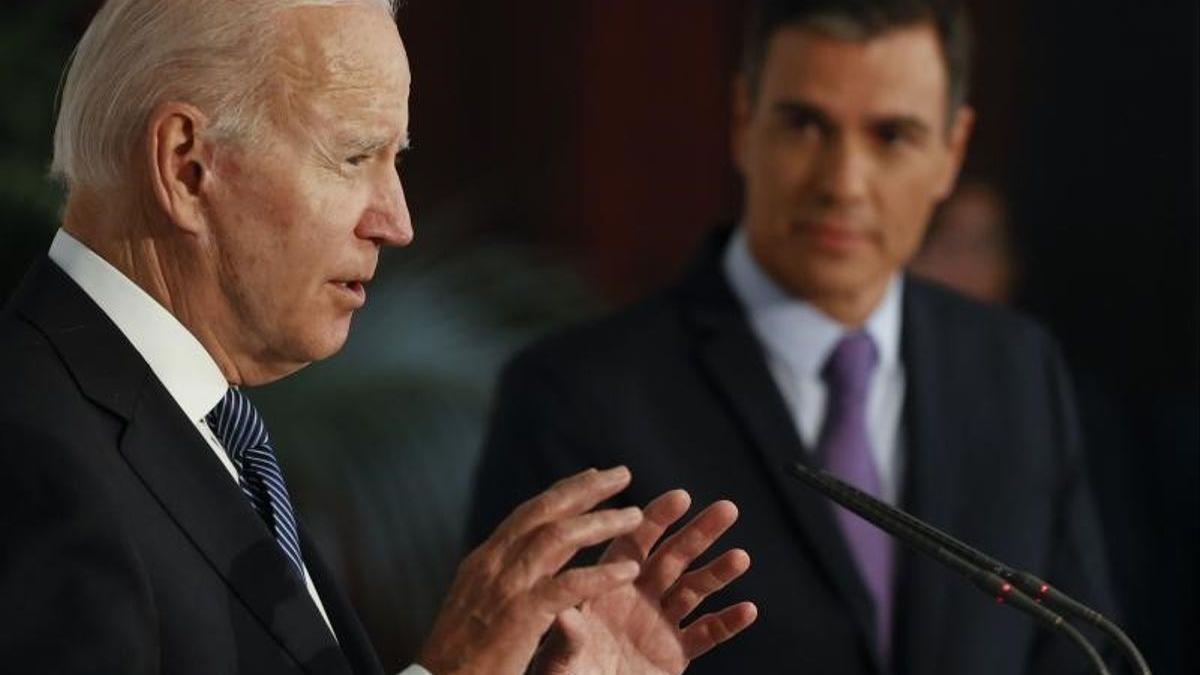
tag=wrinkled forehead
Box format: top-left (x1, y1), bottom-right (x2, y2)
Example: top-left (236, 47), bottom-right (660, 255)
top-left (270, 4), bottom-right (410, 128)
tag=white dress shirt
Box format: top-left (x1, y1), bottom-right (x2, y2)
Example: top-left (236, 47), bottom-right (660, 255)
top-left (723, 229), bottom-right (907, 504)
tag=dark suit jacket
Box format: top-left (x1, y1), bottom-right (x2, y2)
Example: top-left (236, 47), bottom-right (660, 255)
top-left (469, 235), bottom-right (1119, 675)
top-left (0, 258), bottom-right (385, 675)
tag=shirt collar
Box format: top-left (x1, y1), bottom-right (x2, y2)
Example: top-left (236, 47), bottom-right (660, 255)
top-left (48, 229), bottom-right (228, 421)
top-left (722, 227), bottom-right (904, 379)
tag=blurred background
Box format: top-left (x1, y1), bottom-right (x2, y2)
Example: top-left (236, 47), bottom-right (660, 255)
top-left (1, 1), bottom-right (1196, 672)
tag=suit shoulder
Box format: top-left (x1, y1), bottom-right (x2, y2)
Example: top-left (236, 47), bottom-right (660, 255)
top-left (0, 311), bottom-right (114, 448)
top-left (504, 289), bottom-right (683, 381)
top-left (906, 277), bottom-right (1060, 354)
top-left (0, 310), bottom-right (81, 393)
top-left (0, 310), bottom-right (74, 390)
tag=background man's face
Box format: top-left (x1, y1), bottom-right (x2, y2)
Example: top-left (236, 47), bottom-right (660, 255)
top-left (733, 23), bottom-right (971, 316)
top-left (202, 3), bottom-right (412, 370)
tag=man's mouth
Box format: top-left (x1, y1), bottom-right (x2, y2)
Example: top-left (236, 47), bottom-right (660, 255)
top-left (795, 220), bottom-right (871, 252)
top-left (331, 280), bottom-right (368, 307)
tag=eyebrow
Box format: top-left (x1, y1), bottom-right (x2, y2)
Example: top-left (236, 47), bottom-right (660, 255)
top-left (342, 132), bottom-right (410, 156)
top-left (771, 99), bottom-right (934, 139)
top-left (772, 100), bottom-right (834, 132)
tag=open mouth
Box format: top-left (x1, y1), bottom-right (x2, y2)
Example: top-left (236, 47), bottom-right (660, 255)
top-left (331, 280), bottom-right (367, 306)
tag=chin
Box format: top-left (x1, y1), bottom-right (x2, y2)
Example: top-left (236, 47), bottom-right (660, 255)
top-left (787, 260), bottom-right (882, 300)
top-left (314, 331), bottom-right (352, 362)
top-left (293, 321), bottom-right (353, 364)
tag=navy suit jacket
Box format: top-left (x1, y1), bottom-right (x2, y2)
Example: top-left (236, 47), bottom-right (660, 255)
top-left (470, 234), bottom-right (1119, 675)
top-left (0, 258), bottom-right (385, 674)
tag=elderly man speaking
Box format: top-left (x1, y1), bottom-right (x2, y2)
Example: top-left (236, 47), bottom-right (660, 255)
top-left (0, 1), bottom-right (756, 674)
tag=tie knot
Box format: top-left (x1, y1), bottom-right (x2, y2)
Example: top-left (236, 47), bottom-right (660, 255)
top-left (205, 388), bottom-right (270, 459)
top-left (822, 331), bottom-right (878, 397)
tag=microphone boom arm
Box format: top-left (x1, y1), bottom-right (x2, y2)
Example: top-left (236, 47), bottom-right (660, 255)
top-left (787, 461), bottom-right (1138, 675)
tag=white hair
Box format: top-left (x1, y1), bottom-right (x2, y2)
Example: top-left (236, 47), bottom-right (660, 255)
top-left (51, 0), bottom-right (398, 191)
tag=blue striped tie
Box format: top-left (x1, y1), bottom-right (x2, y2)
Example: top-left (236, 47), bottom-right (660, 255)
top-left (206, 388), bottom-right (305, 580)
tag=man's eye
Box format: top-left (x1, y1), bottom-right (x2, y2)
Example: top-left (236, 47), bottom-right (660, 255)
top-left (878, 127), bottom-right (905, 146)
top-left (875, 123), bottom-right (922, 149)
top-left (783, 113), bottom-right (821, 134)
top-left (346, 154), bottom-right (371, 167)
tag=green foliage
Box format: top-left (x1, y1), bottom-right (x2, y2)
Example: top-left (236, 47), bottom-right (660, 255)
top-left (0, 3), bottom-right (89, 296)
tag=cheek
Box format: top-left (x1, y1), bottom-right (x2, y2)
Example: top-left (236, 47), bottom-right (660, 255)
top-left (747, 142), bottom-right (812, 221)
top-left (878, 166), bottom-right (945, 256)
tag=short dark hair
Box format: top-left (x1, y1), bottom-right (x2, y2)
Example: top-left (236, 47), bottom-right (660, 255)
top-left (740, 0), bottom-right (972, 114)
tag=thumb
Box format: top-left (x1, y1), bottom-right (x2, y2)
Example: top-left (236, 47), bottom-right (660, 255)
top-left (531, 609), bottom-right (585, 675)
top-left (555, 607), bottom-right (589, 649)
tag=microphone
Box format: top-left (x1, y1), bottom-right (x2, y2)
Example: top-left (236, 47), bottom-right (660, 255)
top-left (788, 461), bottom-right (1148, 675)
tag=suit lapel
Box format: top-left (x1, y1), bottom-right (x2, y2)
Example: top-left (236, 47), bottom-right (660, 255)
top-left (120, 387), bottom-right (353, 674)
top-left (678, 239), bottom-right (884, 669)
top-left (13, 258), bottom-right (354, 675)
top-left (893, 279), bottom-right (961, 675)
top-left (300, 527), bottom-right (386, 675)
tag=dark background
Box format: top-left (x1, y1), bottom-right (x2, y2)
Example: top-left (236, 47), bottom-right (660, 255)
top-left (1, 1), bottom-right (1196, 672)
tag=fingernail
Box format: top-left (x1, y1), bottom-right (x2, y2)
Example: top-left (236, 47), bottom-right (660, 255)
top-left (606, 466), bottom-right (631, 483)
top-left (620, 506), bottom-right (643, 524)
top-left (614, 560), bottom-right (640, 579)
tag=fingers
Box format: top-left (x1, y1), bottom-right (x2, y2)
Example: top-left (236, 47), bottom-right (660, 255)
top-left (599, 489), bottom-right (691, 564)
top-left (661, 548), bottom-right (752, 624)
top-left (679, 601), bottom-right (759, 661)
top-left (490, 467), bottom-right (633, 549)
top-left (639, 500), bottom-right (740, 597)
top-left (502, 506), bottom-right (644, 586)
top-left (531, 560), bottom-right (641, 616)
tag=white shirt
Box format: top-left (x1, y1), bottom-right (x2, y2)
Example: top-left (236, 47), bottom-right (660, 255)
top-left (723, 229), bottom-right (907, 504)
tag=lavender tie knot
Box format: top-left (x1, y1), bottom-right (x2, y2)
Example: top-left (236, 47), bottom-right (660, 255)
top-left (822, 330), bottom-right (878, 404)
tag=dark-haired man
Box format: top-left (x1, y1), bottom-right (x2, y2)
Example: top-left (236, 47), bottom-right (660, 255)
top-left (470, 1), bottom-right (1118, 673)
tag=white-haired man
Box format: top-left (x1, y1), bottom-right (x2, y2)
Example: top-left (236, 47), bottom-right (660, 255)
top-left (0, 1), bottom-right (756, 674)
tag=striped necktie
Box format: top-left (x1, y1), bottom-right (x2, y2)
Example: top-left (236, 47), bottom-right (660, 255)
top-left (206, 388), bottom-right (305, 580)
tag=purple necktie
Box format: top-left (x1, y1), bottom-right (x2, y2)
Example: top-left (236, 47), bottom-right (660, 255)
top-left (819, 331), bottom-right (894, 660)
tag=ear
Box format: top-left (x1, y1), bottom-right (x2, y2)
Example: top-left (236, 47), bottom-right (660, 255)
top-left (934, 104), bottom-right (975, 200)
top-left (730, 75), bottom-right (754, 176)
top-left (145, 102), bottom-right (213, 234)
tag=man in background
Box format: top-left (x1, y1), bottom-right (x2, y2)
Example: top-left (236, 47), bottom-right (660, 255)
top-left (909, 180), bottom-right (1017, 304)
top-left (471, 1), bottom-right (1118, 673)
top-left (0, 1), bottom-right (756, 673)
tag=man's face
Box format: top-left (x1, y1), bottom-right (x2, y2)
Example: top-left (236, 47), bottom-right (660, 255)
top-left (202, 3), bottom-right (412, 374)
top-left (732, 23), bottom-right (972, 319)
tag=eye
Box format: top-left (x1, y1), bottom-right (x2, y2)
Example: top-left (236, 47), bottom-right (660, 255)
top-left (877, 125), bottom-right (905, 146)
top-left (782, 110), bottom-right (823, 135)
top-left (346, 154), bottom-right (371, 167)
top-left (874, 121), bottom-right (924, 149)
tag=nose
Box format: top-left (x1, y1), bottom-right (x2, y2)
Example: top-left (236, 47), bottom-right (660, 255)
top-left (818, 135), bottom-right (871, 206)
top-left (356, 167), bottom-right (414, 248)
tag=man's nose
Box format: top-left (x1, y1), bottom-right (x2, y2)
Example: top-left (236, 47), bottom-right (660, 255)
top-left (818, 137), bottom-right (871, 205)
top-left (358, 173), bottom-right (414, 248)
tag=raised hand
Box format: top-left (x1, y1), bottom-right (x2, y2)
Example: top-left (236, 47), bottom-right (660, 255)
top-left (416, 467), bottom-right (644, 675)
top-left (534, 490), bottom-right (758, 675)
